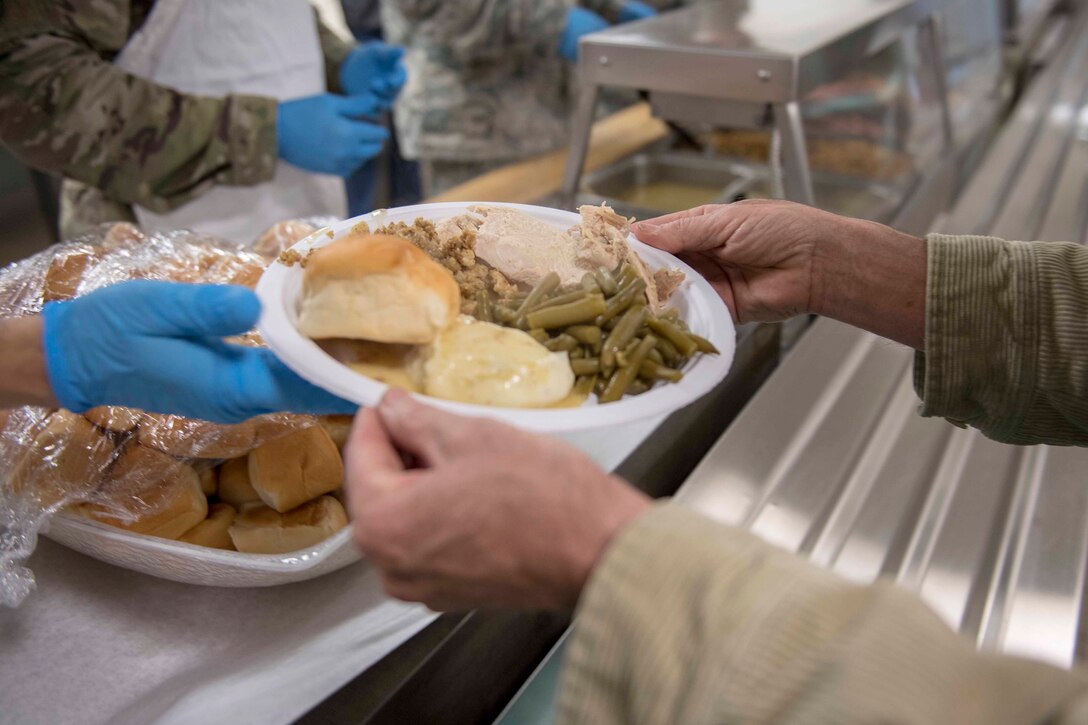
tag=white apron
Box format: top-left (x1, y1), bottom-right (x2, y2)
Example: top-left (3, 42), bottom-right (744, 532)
top-left (115, 0), bottom-right (347, 244)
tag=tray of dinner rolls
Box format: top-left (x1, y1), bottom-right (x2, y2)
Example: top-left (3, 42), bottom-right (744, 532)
top-left (257, 202), bottom-right (736, 433)
top-left (0, 223), bottom-right (360, 597)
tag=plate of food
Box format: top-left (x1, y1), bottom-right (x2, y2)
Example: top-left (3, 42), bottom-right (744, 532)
top-left (256, 203), bottom-right (734, 432)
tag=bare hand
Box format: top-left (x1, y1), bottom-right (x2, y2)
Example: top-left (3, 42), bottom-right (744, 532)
top-left (634, 200), bottom-right (927, 349)
top-left (344, 391), bottom-right (651, 611)
top-left (633, 200), bottom-right (832, 324)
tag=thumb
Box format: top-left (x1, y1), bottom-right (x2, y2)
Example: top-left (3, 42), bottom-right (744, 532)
top-left (335, 93), bottom-right (381, 119)
top-left (376, 389), bottom-right (458, 465)
top-left (345, 408), bottom-right (405, 498)
top-left (374, 44), bottom-right (405, 68)
top-left (632, 205), bottom-right (721, 254)
top-left (113, 281), bottom-right (260, 337)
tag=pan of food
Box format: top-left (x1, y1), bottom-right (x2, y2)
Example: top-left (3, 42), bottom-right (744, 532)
top-left (257, 203), bottom-right (735, 432)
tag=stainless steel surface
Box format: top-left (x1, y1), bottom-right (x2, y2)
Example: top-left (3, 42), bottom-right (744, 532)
top-left (772, 101), bottom-right (815, 205)
top-left (677, 318), bottom-right (1088, 668)
top-left (677, 4), bottom-right (1088, 669)
top-left (578, 0), bottom-right (938, 102)
top-left (574, 150), bottom-right (902, 222)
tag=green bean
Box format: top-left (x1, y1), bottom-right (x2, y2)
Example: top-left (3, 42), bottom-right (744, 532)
top-left (601, 306), bottom-right (647, 367)
top-left (475, 291), bottom-right (493, 323)
top-left (647, 317), bottom-right (699, 357)
top-left (594, 375), bottom-right (609, 395)
top-left (647, 347), bottom-right (664, 365)
top-left (529, 288), bottom-right (588, 312)
top-left (581, 273), bottom-right (600, 294)
top-left (570, 347), bottom-right (586, 359)
top-left (618, 264), bottom-right (639, 287)
top-left (493, 305), bottom-right (518, 323)
top-left (573, 375), bottom-right (598, 398)
top-left (545, 334), bottom-right (579, 352)
top-left (528, 328), bottom-right (549, 344)
top-left (639, 360), bottom-right (683, 383)
top-left (594, 267), bottom-right (619, 296)
top-left (599, 335), bottom-right (657, 403)
top-left (515, 272), bottom-right (561, 326)
top-left (566, 325), bottom-right (602, 348)
top-left (525, 294), bottom-right (606, 329)
top-left (655, 336), bottom-right (682, 366)
top-left (628, 379), bottom-right (651, 396)
top-left (659, 307), bottom-right (681, 321)
top-left (570, 358), bottom-right (601, 376)
top-left (689, 333), bottom-right (720, 355)
top-left (596, 278), bottom-right (647, 326)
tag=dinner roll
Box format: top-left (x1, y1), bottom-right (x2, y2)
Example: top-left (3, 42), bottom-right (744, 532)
top-left (43, 246), bottom-right (99, 302)
top-left (178, 503), bottom-right (236, 550)
top-left (10, 411), bottom-right (117, 509)
top-left (248, 425), bottom-right (343, 513)
top-left (217, 456), bottom-right (261, 507)
top-left (318, 415), bottom-right (354, 451)
top-left (228, 496), bottom-right (348, 554)
top-left (84, 406), bottom-right (142, 434)
top-left (138, 414), bottom-right (295, 460)
top-left (198, 465), bottom-right (218, 497)
top-left (81, 445), bottom-right (207, 540)
top-left (297, 233), bottom-right (460, 344)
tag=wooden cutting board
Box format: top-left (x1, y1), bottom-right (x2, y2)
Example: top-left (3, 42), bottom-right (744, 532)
top-left (427, 103), bottom-right (668, 204)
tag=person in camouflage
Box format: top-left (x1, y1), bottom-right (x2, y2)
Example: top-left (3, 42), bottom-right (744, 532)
top-left (0, 1), bottom-right (398, 240)
top-left (381, 0), bottom-right (657, 197)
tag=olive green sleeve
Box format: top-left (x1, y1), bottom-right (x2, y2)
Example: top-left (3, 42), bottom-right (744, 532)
top-left (312, 6), bottom-right (357, 94)
top-left (913, 234), bottom-right (1088, 446)
top-left (0, 22), bottom-right (277, 212)
top-left (558, 503), bottom-right (1088, 724)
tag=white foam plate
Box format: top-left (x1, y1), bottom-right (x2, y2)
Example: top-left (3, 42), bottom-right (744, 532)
top-left (44, 515), bottom-right (358, 587)
top-left (257, 203), bottom-right (735, 433)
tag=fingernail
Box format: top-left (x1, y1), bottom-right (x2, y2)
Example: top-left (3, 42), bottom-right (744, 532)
top-left (380, 388), bottom-right (414, 418)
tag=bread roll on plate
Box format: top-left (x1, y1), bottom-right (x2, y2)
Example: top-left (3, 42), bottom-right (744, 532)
top-left (229, 496), bottom-right (348, 554)
top-left (297, 233), bottom-right (460, 344)
top-left (217, 455), bottom-right (261, 507)
top-left (248, 425), bottom-right (343, 512)
top-left (80, 445), bottom-right (207, 540)
top-left (178, 503), bottom-right (236, 550)
top-left (11, 410), bottom-right (117, 509)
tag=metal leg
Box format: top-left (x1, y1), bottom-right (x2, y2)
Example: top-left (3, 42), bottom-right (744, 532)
top-left (560, 84), bottom-right (600, 208)
top-left (919, 13), bottom-right (955, 153)
top-left (772, 102), bottom-right (815, 206)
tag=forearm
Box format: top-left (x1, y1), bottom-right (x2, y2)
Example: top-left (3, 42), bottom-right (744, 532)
top-left (559, 504), bottom-right (1088, 724)
top-left (812, 214), bottom-right (927, 350)
top-left (0, 316), bottom-right (57, 409)
top-left (0, 35), bottom-right (277, 211)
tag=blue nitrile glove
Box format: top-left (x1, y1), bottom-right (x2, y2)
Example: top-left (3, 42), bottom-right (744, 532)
top-left (41, 281), bottom-right (358, 424)
top-left (619, 1), bottom-right (657, 23)
top-left (277, 93), bottom-right (390, 177)
top-left (339, 41), bottom-right (407, 111)
top-left (559, 7), bottom-right (610, 61)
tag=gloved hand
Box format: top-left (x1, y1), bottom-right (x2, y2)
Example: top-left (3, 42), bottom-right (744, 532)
top-left (559, 7), bottom-right (610, 61)
top-left (619, 1), bottom-right (657, 23)
top-left (339, 41), bottom-right (407, 112)
top-left (277, 93), bottom-right (389, 177)
top-left (41, 281), bottom-right (358, 424)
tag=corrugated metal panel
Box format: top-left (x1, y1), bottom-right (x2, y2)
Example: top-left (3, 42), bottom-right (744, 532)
top-left (677, 4), bottom-right (1088, 669)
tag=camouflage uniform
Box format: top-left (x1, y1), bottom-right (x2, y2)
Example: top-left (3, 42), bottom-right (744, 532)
top-left (0, 1), bottom-right (356, 240)
top-left (381, 0), bottom-right (627, 196)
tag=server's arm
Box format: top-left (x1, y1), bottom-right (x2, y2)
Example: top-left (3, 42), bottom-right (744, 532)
top-left (0, 3), bottom-right (277, 212)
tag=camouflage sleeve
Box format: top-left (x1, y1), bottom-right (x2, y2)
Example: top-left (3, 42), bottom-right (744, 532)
top-left (384, 0), bottom-right (569, 59)
top-left (0, 24), bottom-right (277, 213)
top-left (312, 5), bottom-right (358, 94)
